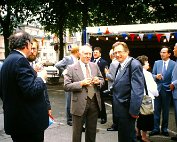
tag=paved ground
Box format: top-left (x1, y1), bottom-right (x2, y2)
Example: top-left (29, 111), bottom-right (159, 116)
top-left (0, 78), bottom-right (177, 142)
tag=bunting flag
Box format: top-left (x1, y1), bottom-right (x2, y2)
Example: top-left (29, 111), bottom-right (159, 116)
top-left (147, 34), bottom-right (153, 40)
top-left (130, 33), bottom-right (135, 41)
top-left (122, 33), bottom-right (127, 38)
top-left (139, 33), bottom-right (144, 41)
top-left (104, 27), bottom-right (110, 34)
top-left (165, 33), bottom-right (171, 42)
top-left (174, 32), bottom-right (177, 39)
top-left (156, 34), bottom-right (163, 42)
top-left (97, 28), bottom-right (102, 35)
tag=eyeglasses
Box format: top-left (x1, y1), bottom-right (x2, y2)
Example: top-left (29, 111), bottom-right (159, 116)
top-left (114, 51), bottom-right (126, 55)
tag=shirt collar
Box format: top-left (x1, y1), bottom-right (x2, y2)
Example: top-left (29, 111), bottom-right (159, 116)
top-left (14, 49), bottom-right (27, 58)
top-left (120, 56), bottom-right (131, 69)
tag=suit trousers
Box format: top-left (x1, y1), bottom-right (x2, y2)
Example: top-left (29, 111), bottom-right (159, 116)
top-left (114, 101), bottom-right (136, 142)
top-left (11, 131), bottom-right (44, 142)
top-left (153, 89), bottom-right (171, 132)
top-left (65, 91), bottom-right (72, 123)
top-left (111, 97), bottom-right (118, 128)
top-left (173, 99), bottom-right (177, 127)
top-left (100, 91), bottom-right (107, 120)
top-left (72, 95), bottom-right (99, 142)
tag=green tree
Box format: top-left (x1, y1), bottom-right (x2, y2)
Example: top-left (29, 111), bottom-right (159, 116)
top-left (0, 0), bottom-right (43, 57)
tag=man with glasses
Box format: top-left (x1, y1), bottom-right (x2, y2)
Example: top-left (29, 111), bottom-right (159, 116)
top-left (112, 42), bottom-right (144, 142)
top-left (0, 30), bottom-right (49, 142)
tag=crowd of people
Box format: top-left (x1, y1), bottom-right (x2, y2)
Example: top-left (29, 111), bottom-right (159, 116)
top-left (1, 30), bottom-right (177, 142)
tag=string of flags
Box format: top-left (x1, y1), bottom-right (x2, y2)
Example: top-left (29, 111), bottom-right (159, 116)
top-left (90, 27), bottom-right (177, 42)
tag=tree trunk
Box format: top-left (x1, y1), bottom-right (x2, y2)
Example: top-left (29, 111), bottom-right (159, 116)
top-left (81, 1), bottom-right (89, 45)
top-left (58, 27), bottom-right (64, 61)
top-left (3, 31), bottom-right (10, 58)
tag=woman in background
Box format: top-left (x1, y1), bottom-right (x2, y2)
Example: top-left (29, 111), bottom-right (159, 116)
top-left (136, 55), bottom-right (159, 142)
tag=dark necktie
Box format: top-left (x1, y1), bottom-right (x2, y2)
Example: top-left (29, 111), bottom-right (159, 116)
top-left (93, 59), bottom-right (96, 63)
top-left (115, 64), bottom-right (121, 78)
top-left (85, 64), bottom-right (94, 99)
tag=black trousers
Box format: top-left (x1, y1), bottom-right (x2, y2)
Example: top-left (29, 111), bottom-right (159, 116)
top-left (11, 131), bottom-right (44, 142)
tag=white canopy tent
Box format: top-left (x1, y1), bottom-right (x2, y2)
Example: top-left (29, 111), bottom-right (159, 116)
top-left (86, 22), bottom-right (177, 34)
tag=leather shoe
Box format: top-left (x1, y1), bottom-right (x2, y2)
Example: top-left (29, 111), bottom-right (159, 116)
top-left (107, 127), bottom-right (118, 131)
top-left (161, 131), bottom-right (169, 136)
top-left (171, 136), bottom-right (177, 141)
top-left (67, 121), bottom-right (72, 126)
top-left (100, 119), bottom-right (107, 124)
top-left (149, 130), bottom-right (160, 136)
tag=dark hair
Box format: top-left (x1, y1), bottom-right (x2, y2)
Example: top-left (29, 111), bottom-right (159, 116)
top-left (94, 47), bottom-right (102, 53)
top-left (136, 55), bottom-right (148, 66)
top-left (161, 46), bottom-right (172, 54)
top-left (9, 30), bottom-right (32, 50)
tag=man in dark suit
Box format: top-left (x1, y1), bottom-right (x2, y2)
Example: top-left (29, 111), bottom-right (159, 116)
top-left (150, 46), bottom-right (175, 136)
top-left (64, 45), bottom-right (104, 142)
top-left (92, 46), bottom-right (108, 124)
top-left (0, 30), bottom-right (49, 142)
top-left (112, 42), bottom-right (144, 142)
top-left (55, 45), bottom-right (79, 126)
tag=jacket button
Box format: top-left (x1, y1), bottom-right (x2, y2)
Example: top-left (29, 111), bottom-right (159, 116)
top-left (86, 90), bottom-right (88, 93)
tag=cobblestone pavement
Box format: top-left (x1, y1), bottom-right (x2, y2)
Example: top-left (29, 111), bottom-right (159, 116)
top-left (0, 80), bottom-right (177, 142)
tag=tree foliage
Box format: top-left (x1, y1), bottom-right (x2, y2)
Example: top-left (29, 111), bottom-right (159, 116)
top-left (1, 0), bottom-right (177, 59)
top-left (0, 0), bottom-right (43, 57)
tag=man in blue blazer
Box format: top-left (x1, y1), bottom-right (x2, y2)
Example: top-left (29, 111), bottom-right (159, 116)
top-left (55, 45), bottom-right (79, 126)
top-left (170, 43), bottom-right (177, 141)
top-left (150, 46), bottom-right (175, 136)
top-left (0, 30), bottom-right (49, 142)
top-left (112, 42), bottom-right (144, 142)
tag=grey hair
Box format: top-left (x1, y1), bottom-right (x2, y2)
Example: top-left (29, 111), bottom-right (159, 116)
top-left (9, 30), bottom-right (32, 50)
top-left (79, 45), bottom-right (92, 54)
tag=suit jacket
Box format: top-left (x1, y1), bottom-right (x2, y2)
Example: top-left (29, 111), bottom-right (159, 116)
top-left (93, 58), bottom-right (108, 91)
top-left (94, 58), bottom-right (108, 79)
top-left (55, 56), bottom-right (74, 74)
top-left (152, 59), bottom-right (175, 92)
top-left (106, 60), bottom-right (119, 89)
top-left (171, 62), bottom-right (177, 99)
top-left (0, 50), bottom-right (49, 135)
top-left (64, 62), bottom-right (104, 116)
top-left (112, 57), bottom-right (144, 117)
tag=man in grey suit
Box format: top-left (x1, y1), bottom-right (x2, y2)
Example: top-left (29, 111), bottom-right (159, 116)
top-left (112, 42), bottom-right (144, 142)
top-left (150, 46), bottom-right (175, 136)
top-left (55, 45), bottom-right (79, 126)
top-left (170, 43), bottom-right (177, 141)
top-left (64, 45), bottom-right (104, 142)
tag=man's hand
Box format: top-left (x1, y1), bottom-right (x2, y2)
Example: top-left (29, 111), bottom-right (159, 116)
top-left (130, 114), bottom-right (139, 119)
top-left (92, 76), bottom-right (100, 85)
top-left (104, 68), bottom-right (109, 74)
top-left (80, 78), bottom-right (92, 86)
top-left (156, 74), bottom-right (163, 80)
top-left (170, 83), bottom-right (175, 91)
top-left (48, 109), bottom-right (52, 116)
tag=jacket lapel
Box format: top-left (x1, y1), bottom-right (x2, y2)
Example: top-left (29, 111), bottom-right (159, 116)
top-left (74, 62), bottom-right (85, 81)
top-left (114, 57), bottom-right (133, 85)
